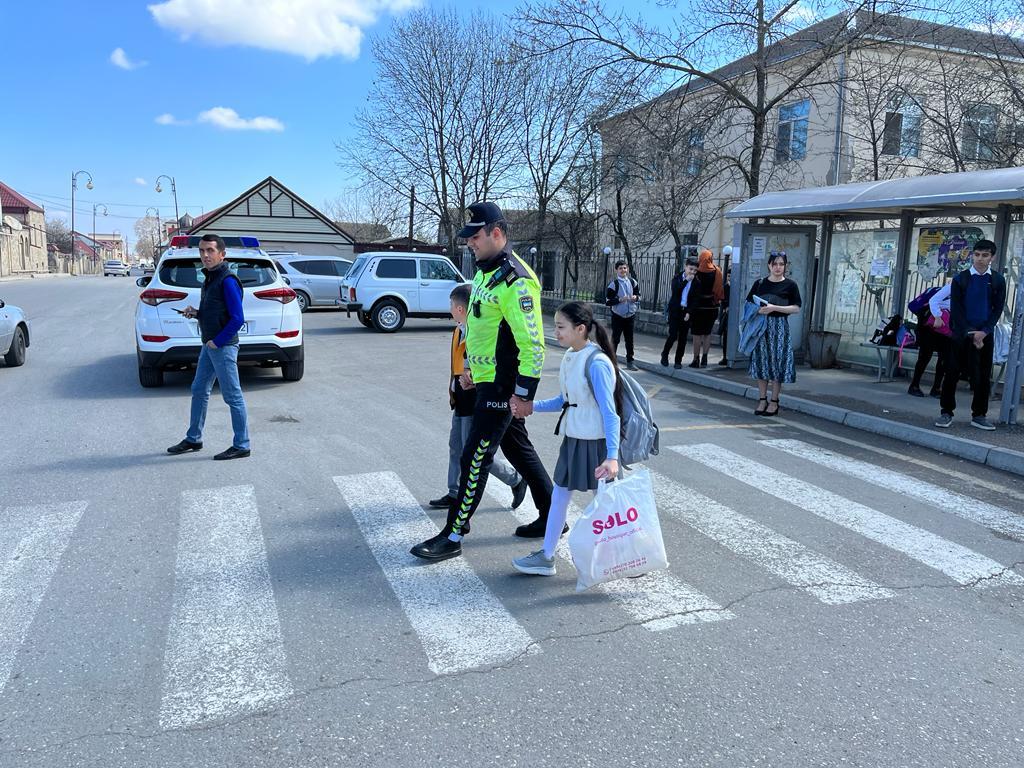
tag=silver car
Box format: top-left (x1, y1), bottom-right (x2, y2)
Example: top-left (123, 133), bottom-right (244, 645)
top-left (0, 299), bottom-right (30, 367)
top-left (271, 253), bottom-right (353, 312)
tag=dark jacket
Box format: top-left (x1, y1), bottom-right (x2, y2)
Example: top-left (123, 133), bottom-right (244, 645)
top-left (949, 268), bottom-right (1006, 339)
top-left (197, 263), bottom-right (243, 345)
top-left (665, 273), bottom-right (695, 316)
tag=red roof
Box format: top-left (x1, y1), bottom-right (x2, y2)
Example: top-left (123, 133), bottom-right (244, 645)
top-left (189, 206), bottom-right (223, 228)
top-left (0, 181), bottom-right (44, 214)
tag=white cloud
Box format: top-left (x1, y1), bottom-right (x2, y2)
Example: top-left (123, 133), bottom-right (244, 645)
top-left (110, 47), bottom-right (147, 70)
top-left (155, 113), bottom-right (188, 125)
top-left (148, 0), bottom-right (420, 61)
top-left (134, 177), bottom-right (148, 186)
top-left (197, 106), bottom-right (284, 132)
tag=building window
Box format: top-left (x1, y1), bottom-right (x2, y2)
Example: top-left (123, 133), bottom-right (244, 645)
top-left (613, 154), bottom-right (629, 186)
top-left (686, 128), bottom-right (705, 175)
top-left (881, 93), bottom-right (922, 157)
top-left (962, 103), bottom-right (998, 161)
top-left (776, 100), bottom-right (810, 162)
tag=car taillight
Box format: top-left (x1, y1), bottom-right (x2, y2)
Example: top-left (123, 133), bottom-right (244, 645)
top-left (141, 334), bottom-right (170, 342)
top-left (349, 287), bottom-right (356, 302)
top-left (275, 330), bottom-right (300, 338)
top-left (140, 288), bottom-right (189, 306)
top-left (253, 287), bottom-right (297, 304)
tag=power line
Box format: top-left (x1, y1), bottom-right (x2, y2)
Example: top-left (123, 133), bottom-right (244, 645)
top-left (20, 190), bottom-right (206, 209)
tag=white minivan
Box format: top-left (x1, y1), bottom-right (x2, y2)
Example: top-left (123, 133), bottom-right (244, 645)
top-left (340, 251), bottom-right (467, 332)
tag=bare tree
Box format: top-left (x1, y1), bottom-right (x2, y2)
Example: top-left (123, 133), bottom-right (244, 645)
top-left (45, 217), bottom-right (72, 254)
top-left (323, 182), bottom-right (408, 241)
top-left (134, 215), bottom-right (161, 261)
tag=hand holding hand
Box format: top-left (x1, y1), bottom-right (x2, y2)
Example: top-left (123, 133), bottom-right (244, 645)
top-left (459, 371), bottom-right (474, 390)
top-left (510, 395), bottom-right (534, 419)
top-left (594, 458), bottom-right (619, 480)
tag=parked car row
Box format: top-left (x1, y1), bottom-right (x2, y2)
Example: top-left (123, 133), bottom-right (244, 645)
top-left (270, 252), bottom-right (352, 313)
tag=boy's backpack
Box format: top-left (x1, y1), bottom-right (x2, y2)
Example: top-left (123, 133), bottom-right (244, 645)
top-left (582, 346), bottom-right (660, 468)
top-left (907, 286), bottom-right (941, 318)
top-left (869, 314), bottom-right (902, 346)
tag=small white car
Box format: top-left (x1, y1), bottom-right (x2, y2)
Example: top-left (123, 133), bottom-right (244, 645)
top-left (340, 251), bottom-right (467, 332)
top-left (135, 236), bottom-right (303, 387)
top-left (271, 253), bottom-right (353, 313)
top-left (104, 260), bottom-right (130, 277)
top-left (0, 299), bottom-right (30, 367)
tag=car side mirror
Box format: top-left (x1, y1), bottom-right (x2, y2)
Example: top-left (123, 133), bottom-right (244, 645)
top-left (137, 276), bottom-right (152, 287)
top-left (0, 300), bottom-right (5, 309)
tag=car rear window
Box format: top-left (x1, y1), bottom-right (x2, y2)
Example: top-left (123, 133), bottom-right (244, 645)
top-left (159, 258), bottom-right (278, 288)
top-left (346, 256), bottom-right (368, 282)
top-left (292, 260), bottom-right (336, 276)
top-left (374, 258), bottom-right (416, 279)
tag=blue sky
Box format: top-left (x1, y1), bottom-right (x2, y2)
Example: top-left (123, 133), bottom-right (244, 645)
top-left (2, 0), bottom-right (537, 245)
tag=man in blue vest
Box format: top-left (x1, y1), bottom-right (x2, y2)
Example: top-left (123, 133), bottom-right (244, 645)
top-left (934, 239), bottom-right (1006, 431)
top-left (167, 233), bottom-right (251, 459)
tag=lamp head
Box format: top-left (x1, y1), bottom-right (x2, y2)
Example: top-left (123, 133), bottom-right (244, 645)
top-left (86, 181), bottom-right (93, 190)
top-left (722, 245), bottom-right (733, 257)
top-left (155, 183), bottom-right (162, 193)
top-left (529, 247), bottom-right (537, 255)
top-left (603, 246), bottom-right (612, 256)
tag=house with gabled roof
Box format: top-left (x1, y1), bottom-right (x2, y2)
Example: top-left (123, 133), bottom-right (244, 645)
top-left (188, 176), bottom-right (356, 257)
top-left (0, 181), bottom-right (48, 276)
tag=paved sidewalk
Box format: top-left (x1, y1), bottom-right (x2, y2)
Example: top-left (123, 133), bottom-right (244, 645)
top-left (542, 313), bottom-right (1024, 477)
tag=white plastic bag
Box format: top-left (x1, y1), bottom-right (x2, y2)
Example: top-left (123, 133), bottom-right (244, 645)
top-left (568, 467), bottom-right (668, 592)
top-left (994, 322), bottom-right (1011, 364)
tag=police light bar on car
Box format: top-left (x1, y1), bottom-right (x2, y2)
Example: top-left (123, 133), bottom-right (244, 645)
top-left (168, 235), bottom-right (261, 249)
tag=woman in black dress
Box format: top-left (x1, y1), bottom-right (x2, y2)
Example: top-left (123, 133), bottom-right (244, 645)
top-left (688, 249), bottom-right (724, 367)
top-left (746, 252), bottom-right (801, 416)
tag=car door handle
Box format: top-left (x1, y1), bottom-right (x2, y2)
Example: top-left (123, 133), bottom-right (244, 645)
top-left (420, 282), bottom-right (430, 286)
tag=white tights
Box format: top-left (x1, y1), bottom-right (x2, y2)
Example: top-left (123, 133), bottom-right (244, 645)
top-left (543, 485), bottom-right (575, 558)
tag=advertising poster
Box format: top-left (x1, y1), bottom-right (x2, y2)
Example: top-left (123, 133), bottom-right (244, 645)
top-left (834, 264), bottom-right (862, 314)
top-left (916, 226), bottom-right (985, 275)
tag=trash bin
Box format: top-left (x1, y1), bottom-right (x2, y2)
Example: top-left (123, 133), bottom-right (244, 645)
top-left (808, 331), bottom-right (841, 369)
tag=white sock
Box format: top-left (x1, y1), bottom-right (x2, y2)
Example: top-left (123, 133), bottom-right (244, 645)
top-left (542, 485), bottom-right (573, 559)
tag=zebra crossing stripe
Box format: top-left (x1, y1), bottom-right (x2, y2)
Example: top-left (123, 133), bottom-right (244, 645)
top-left (334, 472), bottom-right (537, 675)
top-left (672, 445), bottom-right (1024, 587)
top-left (0, 502), bottom-right (87, 694)
top-left (762, 439), bottom-right (1024, 541)
top-left (486, 484), bottom-right (734, 630)
top-left (160, 486), bottom-right (293, 730)
top-left (647, 470), bottom-right (894, 605)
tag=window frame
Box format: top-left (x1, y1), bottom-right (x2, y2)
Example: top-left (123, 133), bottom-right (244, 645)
top-left (776, 99), bottom-right (810, 163)
top-left (373, 258), bottom-right (417, 280)
top-left (962, 103), bottom-right (999, 161)
top-left (881, 93), bottom-right (923, 157)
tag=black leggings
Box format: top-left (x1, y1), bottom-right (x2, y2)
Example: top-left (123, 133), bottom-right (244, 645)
top-left (910, 324), bottom-right (949, 391)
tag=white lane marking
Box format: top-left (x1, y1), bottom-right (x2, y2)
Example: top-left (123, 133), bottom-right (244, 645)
top-left (160, 486), bottom-right (293, 730)
top-left (334, 472), bottom-right (537, 675)
top-left (487, 484), bottom-right (733, 630)
top-left (0, 502), bottom-right (88, 693)
top-left (647, 470), bottom-right (893, 605)
top-left (763, 439), bottom-right (1024, 541)
top-left (671, 445), bottom-right (1023, 587)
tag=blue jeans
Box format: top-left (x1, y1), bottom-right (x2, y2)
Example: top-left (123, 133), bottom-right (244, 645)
top-left (186, 343), bottom-right (250, 450)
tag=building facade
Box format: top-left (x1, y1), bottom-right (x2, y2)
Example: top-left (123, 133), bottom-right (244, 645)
top-left (0, 182), bottom-right (48, 276)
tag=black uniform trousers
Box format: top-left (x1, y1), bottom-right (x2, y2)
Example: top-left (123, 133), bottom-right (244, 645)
top-left (610, 313), bottom-right (636, 362)
top-left (661, 308), bottom-right (690, 364)
top-left (939, 334), bottom-right (994, 417)
top-left (446, 382), bottom-right (553, 536)
top-left (909, 323), bottom-right (949, 392)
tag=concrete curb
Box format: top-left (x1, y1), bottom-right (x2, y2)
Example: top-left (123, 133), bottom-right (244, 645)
top-left (543, 336), bottom-right (1024, 478)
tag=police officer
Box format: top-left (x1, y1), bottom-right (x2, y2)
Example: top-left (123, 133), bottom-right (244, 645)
top-left (166, 233), bottom-right (251, 460)
top-left (411, 202), bottom-right (555, 561)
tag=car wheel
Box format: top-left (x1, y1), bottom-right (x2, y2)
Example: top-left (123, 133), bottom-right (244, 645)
top-left (372, 300), bottom-right (405, 333)
top-left (295, 291), bottom-right (311, 313)
top-left (356, 310), bottom-right (373, 328)
top-left (139, 365), bottom-right (164, 387)
top-left (281, 358), bottom-right (304, 381)
top-left (4, 327), bottom-right (26, 367)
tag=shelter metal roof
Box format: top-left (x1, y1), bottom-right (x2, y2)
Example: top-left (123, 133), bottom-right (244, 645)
top-left (726, 166), bottom-right (1024, 220)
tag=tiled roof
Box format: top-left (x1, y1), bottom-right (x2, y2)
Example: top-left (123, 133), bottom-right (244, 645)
top-left (0, 181), bottom-right (44, 213)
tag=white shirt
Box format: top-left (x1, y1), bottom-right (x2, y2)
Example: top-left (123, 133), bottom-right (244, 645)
top-left (680, 278), bottom-right (693, 307)
top-left (928, 284), bottom-right (951, 318)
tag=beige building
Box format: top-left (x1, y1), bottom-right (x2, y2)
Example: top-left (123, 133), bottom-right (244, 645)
top-left (0, 181), bottom-right (48, 276)
top-left (92, 233), bottom-right (128, 263)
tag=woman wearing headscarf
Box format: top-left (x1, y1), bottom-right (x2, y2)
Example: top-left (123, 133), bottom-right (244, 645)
top-left (747, 251), bottom-right (801, 416)
top-left (688, 249), bottom-right (725, 368)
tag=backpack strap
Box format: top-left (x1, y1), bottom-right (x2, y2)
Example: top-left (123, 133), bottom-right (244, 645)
top-left (581, 345), bottom-right (602, 399)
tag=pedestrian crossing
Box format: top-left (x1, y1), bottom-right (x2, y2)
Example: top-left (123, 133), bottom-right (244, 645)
top-left (1, 440), bottom-right (1022, 730)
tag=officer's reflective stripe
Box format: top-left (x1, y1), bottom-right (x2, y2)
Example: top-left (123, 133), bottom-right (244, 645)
top-left (160, 486), bottom-right (292, 730)
top-left (672, 445), bottom-right (1024, 587)
top-left (648, 470), bottom-right (893, 604)
top-left (0, 502), bottom-right (88, 694)
top-left (486, 485), bottom-right (733, 630)
top-left (763, 439), bottom-right (1024, 541)
top-left (334, 472), bottom-right (536, 675)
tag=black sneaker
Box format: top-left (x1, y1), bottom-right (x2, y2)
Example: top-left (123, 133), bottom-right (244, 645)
top-left (934, 413), bottom-right (954, 429)
top-left (510, 478), bottom-right (529, 510)
top-left (929, 389), bottom-right (941, 398)
top-left (515, 517), bottom-right (569, 538)
top-left (907, 385), bottom-right (925, 397)
top-left (688, 359), bottom-right (700, 368)
top-left (167, 440), bottom-right (202, 455)
top-left (214, 446), bottom-right (250, 460)
top-left (718, 358), bottom-right (728, 366)
top-left (428, 494), bottom-right (456, 509)
top-left (410, 532), bottom-right (461, 561)
top-left (660, 357), bottom-right (669, 367)
top-left (673, 362), bottom-right (683, 370)
top-left (626, 361), bottom-right (639, 371)
top-left (971, 416), bottom-right (996, 431)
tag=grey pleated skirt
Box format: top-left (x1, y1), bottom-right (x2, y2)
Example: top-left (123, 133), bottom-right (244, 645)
top-left (554, 437), bottom-right (607, 492)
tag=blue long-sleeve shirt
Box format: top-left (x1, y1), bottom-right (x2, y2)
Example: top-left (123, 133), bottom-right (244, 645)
top-left (534, 353), bottom-right (621, 460)
top-left (212, 277), bottom-right (245, 348)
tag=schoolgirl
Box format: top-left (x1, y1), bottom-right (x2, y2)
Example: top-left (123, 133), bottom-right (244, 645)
top-left (512, 302), bottom-right (622, 576)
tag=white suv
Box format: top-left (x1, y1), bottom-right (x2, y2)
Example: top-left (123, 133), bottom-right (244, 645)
top-left (135, 238), bottom-right (303, 387)
top-left (104, 260), bottom-right (130, 277)
top-left (340, 251), bottom-right (467, 332)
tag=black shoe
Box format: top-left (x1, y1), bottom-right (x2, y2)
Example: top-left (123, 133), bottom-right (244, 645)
top-left (514, 517), bottom-right (569, 538)
top-left (428, 494), bottom-right (456, 509)
top-left (214, 446), bottom-right (250, 460)
top-left (410, 532), bottom-right (462, 561)
top-left (167, 440), bottom-right (202, 455)
top-left (717, 358), bottom-right (728, 366)
top-left (907, 385), bottom-right (924, 397)
top-left (673, 362), bottom-right (682, 369)
top-left (660, 356), bottom-right (669, 367)
top-left (700, 354), bottom-right (708, 368)
top-left (688, 359), bottom-right (700, 368)
top-left (511, 478), bottom-right (529, 510)
top-left (929, 389), bottom-right (941, 398)
top-left (626, 361), bottom-right (639, 371)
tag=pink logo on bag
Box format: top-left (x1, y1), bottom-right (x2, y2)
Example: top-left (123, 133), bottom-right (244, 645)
top-left (592, 506), bottom-right (639, 535)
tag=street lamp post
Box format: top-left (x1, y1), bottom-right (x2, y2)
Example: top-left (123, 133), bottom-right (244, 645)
top-left (92, 203), bottom-right (108, 272)
top-left (155, 175), bottom-right (180, 236)
top-left (146, 207), bottom-right (160, 262)
top-left (70, 170), bottom-right (94, 275)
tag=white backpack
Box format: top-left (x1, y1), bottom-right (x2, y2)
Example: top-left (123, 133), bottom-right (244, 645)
top-left (582, 347), bottom-right (660, 468)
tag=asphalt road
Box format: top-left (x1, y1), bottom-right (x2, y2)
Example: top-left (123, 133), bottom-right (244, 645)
top-left (1, 275), bottom-right (1023, 768)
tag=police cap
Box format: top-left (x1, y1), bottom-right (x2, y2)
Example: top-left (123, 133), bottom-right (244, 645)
top-left (457, 201), bottom-right (505, 238)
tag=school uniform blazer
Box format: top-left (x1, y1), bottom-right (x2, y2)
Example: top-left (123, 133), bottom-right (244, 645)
top-left (948, 269), bottom-right (1006, 340)
top-left (665, 274), bottom-right (694, 316)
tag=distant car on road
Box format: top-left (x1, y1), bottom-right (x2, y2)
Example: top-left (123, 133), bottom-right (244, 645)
top-left (134, 236), bottom-right (304, 387)
top-left (271, 253), bottom-right (353, 313)
top-left (0, 298), bottom-right (30, 367)
top-left (103, 260), bottom-right (130, 277)
top-left (340, 251), bottom-right (467, 332)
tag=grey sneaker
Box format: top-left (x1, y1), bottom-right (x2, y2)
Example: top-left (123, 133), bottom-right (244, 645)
top-left (512, 550), bottom-right (556, 576)
top-left (971, 416), bottom-right (996, 431)
top-left (934, 413), bottom-right (954, 429)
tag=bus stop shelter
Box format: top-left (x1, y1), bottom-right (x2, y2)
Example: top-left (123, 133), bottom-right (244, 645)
top-left (725, 166), bottom-right (1024, 425)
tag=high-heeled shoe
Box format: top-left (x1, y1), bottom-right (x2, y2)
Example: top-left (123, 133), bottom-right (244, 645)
top-left (765, 398), bottom-right (781, 417)
top-left (754, 397), bottom-right (768, 416)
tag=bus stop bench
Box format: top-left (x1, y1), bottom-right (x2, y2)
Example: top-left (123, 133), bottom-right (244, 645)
top-left (858, 341), bottom-right (917, 382)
